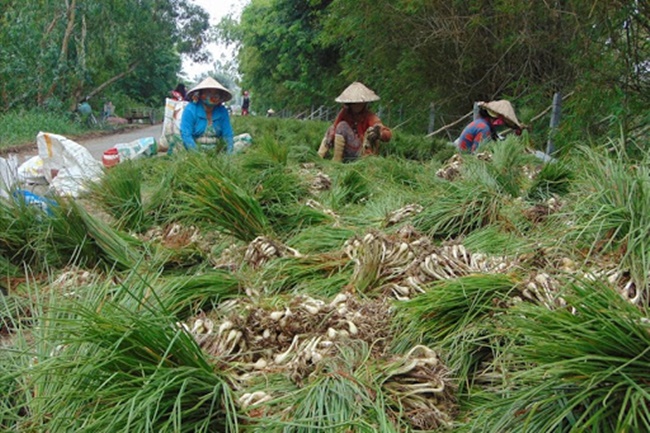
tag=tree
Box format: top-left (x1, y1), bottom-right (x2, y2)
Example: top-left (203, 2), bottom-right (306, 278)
top-left (0, 0), bottom-right (211, 111)
top-left (228, 0), bottom-right (647, 140)
top-left (221, 0), bottom-right (339, 114)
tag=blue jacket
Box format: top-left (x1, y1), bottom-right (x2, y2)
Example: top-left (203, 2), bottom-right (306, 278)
top-left (180, 102), bottom-right (234, 153)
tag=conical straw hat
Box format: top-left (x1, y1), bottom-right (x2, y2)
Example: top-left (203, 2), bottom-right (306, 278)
top-left (478, 100), bottom-right (524, 129)
top-left (187, 77), bottom-right (233, 102)
top-left (335, 82), bottom-right (380, 103)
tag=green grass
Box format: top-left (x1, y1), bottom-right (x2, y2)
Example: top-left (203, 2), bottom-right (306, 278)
top-left (27, 296), bottom-right (239, 432)
top-left (463, 278), bottom-right (650, 432)
top-left (244, 341), bottom-right (424, 432)
top-left (413, 181), bottom-right (506, 238)
top-left (526, 158), bottom-right (574, 201)
top-left (393, 274), bottom-right (519, 395)
top-left (87, 160), bottom-right (151, 232)
top-left (3, 113), bottom-right (650, 431)
top-left (175, 158), bottom-right (272, 242)
top-left (257, 254), bottom-right (353, 297)
top-left (0, 109), bottom-right (85, 149)
top-left (563, 144), bottom-right (650, 296)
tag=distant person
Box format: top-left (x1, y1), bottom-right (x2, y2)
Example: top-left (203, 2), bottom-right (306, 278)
top-left (241, 90), bottom-right (250, 116)
top-left (102, 100), bottom-right (115, 120)
top-left (317, 82), bottom-right (392, 162)
top-left (76, 99), bottom-right (95, 125)
top-left (455, 100), bottom-right (523, 153)
top-left (170, 83), bottom-right (187, 101)
top-left (180, 77), bottom-right (234, 153)
top-left (78, 100), bottom-right (92, 117)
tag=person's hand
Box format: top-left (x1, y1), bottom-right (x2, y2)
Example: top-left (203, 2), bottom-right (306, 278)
top-left (365, 125), bottom-right (380, 141)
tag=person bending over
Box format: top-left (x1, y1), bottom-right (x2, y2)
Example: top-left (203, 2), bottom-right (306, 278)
top-left (456, 100), bottom-right (524, 153)
top-left (318, 81), bottom-right (392, 162)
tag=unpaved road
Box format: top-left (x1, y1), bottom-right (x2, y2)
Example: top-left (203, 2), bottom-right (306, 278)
top-left (2, 124), bottom-right (163, 163)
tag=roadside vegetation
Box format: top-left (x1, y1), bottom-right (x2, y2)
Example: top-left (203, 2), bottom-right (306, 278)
top-left (2, 115), bottom-right (650, 431)
top-left (0, 110), bottom-right (87, 149)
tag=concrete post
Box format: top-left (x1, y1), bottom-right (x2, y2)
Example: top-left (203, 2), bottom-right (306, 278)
top-left (428, 102), bottom-right (436, 134)
top-left (546, 92), bottom-right (562, 155)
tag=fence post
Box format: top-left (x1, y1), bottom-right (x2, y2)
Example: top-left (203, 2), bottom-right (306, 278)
top-left (546, 92), bottom-right (562, 156)
top-left (428, 102), bottom-right (436, 134)
top-left (473, 102), bottom-right (479, 120)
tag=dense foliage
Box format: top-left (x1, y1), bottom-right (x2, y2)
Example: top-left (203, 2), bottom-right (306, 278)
top-left (220, 0), bottom-right (649, 148)
top-left (0, 0), bottom-right (211, 112)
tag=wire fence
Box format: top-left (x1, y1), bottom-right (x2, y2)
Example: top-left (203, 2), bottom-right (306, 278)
top-left (271, 92), bottom-right (567, 147)
top-left (273, 102), bottom-right (458, 138)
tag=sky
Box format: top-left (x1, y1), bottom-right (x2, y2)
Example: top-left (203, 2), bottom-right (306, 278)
top-left (181, 0), bottom-right (247, 79)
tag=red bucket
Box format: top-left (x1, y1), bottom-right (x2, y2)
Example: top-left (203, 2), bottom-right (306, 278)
top-left (102, 147), bottom-right (120, 168)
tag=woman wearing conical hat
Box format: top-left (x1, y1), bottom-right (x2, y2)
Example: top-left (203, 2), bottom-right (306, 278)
top-left (180, 77), bottom-right (235, 153)
top-left (456, 100), bottom-right (524, 153)
top-left (318, 82), bottom-right (392, 162)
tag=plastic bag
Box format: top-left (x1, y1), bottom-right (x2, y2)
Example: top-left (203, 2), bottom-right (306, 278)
top-left (17, 155), bottom-right (48, 185)
top-left (159, 98), bottom-right (187, 154)
top-left (0, 155), bottom-right (19, 199)
top-left (114, 137), bottom-right (157, 160)
top-left (36, 131), bottom-right (103, 197)
top-left (233, 133), bottom-right (253, 153)
top-left (13, 189), bottom-right (58, 215)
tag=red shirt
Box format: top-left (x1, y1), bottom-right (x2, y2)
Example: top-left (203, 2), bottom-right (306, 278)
top-left (330, 107), bottom-right (392, 142)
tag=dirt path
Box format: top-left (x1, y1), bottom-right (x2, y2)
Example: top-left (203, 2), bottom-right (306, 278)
top-left (1, 124), bottom-right (163, 163)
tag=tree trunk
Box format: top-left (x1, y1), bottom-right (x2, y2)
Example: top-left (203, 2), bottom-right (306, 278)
top-left (41, 0), bottom-right (77, 105)
top-left (68, 62), bottom-right (141, 111)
